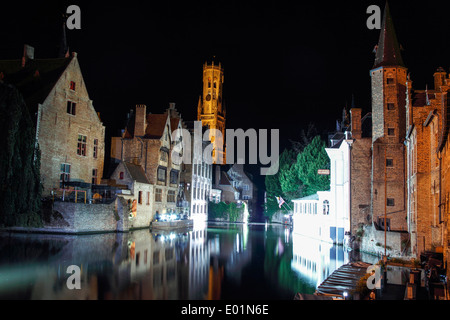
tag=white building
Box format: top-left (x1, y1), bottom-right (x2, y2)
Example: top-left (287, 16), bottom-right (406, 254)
top-left (325, 133), bottom-right (352, 246)
top-left (181, 122), bottom-right (212, 226)
top-left (292, 191), bottom-right (332, 243)
top-left (292, 131), bottom-right (352, 246)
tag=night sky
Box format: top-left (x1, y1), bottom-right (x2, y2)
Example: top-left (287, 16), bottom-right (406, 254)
top-left (1, 0), bottom-right (450, 168)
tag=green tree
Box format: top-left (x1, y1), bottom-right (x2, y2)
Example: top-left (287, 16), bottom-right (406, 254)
top-left (296, 136), bottom-right (330, 196)
top-left (264, 149), bottom-right (300, 220)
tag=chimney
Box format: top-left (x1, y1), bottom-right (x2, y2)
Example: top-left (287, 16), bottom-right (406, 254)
top-left (134, 105), bottom-right (147, 137)
top-left (21, 44), bottom-right (34, 67)
top-left (434, 67), bottom-right (447, 91)
top-left (350, 108), bottom-right (362, 140)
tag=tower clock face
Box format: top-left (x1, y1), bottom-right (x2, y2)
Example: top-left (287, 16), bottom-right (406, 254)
top-left (206, 94), bottom-right (211, 101)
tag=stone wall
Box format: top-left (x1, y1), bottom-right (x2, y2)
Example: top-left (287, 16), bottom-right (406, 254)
top-left (360, 224), bottom-right (409, 258)
top-left (50, 201), bottom-right (119, 233)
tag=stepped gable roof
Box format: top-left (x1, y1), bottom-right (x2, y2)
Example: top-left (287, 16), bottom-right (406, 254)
top-left (0, 56), bottom-right (72, 115)
top-left (373, 2), bottom-right (405, 69)
top-left (412, 90), bottom-right (436, 107)
top-left (123, 162), bottom-right (150, 184)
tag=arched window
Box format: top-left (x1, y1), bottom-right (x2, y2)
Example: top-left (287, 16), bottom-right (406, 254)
top-left (323, 200), bottom-right (329, 215)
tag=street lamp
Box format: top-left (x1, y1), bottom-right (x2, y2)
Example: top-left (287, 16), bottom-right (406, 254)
top-left (343, 291), bottom-right (348, 300)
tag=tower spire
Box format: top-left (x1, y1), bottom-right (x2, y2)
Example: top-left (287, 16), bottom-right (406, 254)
top-left (373, 2), bottom-right (404, 69)
top-left (58, 18), bottom-right (69, 58)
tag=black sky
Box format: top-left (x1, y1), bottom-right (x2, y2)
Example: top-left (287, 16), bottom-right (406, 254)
top-left (1, 0), bottom-right (450, 157)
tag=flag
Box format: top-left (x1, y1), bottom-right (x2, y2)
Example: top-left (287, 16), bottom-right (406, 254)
top-left (275, 196), bottom-right (285, 208)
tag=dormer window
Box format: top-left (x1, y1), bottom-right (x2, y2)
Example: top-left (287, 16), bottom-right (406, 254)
top-left (70, 81), bottom-right (76, 91)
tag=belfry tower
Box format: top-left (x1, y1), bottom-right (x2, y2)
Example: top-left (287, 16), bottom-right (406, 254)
top-left (197, 60), bottom-right (226, 164)
top-left (370, 2), bottom-right (408, 231)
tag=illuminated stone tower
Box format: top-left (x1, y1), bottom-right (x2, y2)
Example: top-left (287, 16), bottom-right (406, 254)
top-left (370, 3), bottom-right (408, 231)
top-left (197, 60), bottom-right (226, 164)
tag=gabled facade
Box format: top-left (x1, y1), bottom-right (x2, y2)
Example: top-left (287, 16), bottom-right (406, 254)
top-left (110, 161), bottom-right (153, 229)
top-left (0, 47), bottom-right (105, 196)
top-left (111, 103), bottom-right (182, 220)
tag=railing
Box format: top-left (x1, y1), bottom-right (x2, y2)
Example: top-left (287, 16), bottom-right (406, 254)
top-left (51, 188), bottom-right (117, 204)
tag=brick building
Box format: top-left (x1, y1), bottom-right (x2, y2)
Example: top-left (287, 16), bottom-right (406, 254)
top-left (405, 71), bottom-right (445, 257)
top-left (0, 45), bottom-right (105, 196)
top-left (111, 103), bottom-right (183, 221)
top-left (370, 3), bottom-right (408, 232)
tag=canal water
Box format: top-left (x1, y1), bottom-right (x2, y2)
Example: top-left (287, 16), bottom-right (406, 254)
top-left (0, 223), bottom-right (359, 300)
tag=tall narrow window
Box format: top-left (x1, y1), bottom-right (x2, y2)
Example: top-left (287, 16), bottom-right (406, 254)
top-left (157, 166), bottom-right (166, 182)
top-left (77, 135), bottom-right (87, 156)
top-left (155, 188), bottom-right (162, 202)
top-left (93, 139), bottom-right (98, 158)
top-left (138, 191), bottom-right (143, 204)
top-left (67, 100), bottom-right (76, 115)
top-left (92, 168), bottom-right (98, 185)
top-left (147, 192), bottom-right (150, 205)
top-left (60, 163), bottom-right (71, 187)
top-left (69, 81), bottom-right (76, 91)
top-left (170, 170), bottom-right (179, 184)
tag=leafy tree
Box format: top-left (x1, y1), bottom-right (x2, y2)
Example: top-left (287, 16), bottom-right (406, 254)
top-left (296, 136), bottom-right (330, 196)
top-left (264, 149), bottom-right (299, 219)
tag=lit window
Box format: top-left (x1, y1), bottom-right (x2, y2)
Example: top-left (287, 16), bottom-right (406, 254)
top-left (77, 135), bottom-right (87, 156)
top-left (67, 100), bottom-right (76, 115)
top-left (70, 81), bottom-right (76, 91)
top-left (119, 172), bottom-right (124, 180)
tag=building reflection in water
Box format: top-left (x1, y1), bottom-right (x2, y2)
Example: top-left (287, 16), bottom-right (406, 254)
top-left (0, 224), bottom-right (349, 299)
top-left (290, 233), bottom-right (349, 290)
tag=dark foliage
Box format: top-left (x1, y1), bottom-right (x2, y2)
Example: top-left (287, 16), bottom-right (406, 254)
top-left (0, 82), bottom-right (42, 227)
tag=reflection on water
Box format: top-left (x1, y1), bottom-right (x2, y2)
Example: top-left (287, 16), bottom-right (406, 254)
top-left (0, 224), bottom-right (351, 300)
